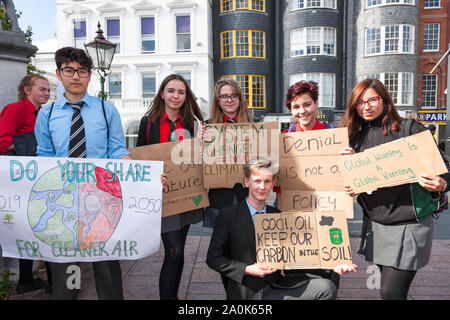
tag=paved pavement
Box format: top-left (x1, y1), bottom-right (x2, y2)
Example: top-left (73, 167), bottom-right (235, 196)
top-left (6, 204), bottom-right (450, 300)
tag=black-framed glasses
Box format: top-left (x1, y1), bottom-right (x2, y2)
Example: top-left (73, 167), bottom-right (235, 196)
top-left (356, 96), bottom-right (381, 109)
top-left (59, 67), bottom-right (90, 78)
top-left (219, 94), bottom-right (239, 102)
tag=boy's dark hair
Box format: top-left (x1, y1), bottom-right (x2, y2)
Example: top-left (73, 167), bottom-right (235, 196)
top-left (55, 47), bottom-right (93, 71)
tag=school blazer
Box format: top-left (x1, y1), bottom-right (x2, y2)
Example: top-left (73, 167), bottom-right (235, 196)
top-left (206, 200), bottom-right (309, 300)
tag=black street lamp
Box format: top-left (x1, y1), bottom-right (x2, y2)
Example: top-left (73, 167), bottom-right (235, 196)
top-left (84, 21), bottom-right (117, 100)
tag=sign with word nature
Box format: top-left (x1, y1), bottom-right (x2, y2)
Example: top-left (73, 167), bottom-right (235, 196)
top-left (129, 139), bottom-right (209, 217)
top-left (278, 128), bottom-right (353, 218)
top-left (202, 121), bottom-right (279, 188)
top-left (0, 156), bottom-right (163, 263)
top-left (255, 211), bottom-right (352, 270)
top-left (338, 130), bottom-right (448, 194)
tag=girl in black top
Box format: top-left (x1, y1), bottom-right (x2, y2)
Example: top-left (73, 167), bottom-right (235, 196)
top-left (340, 78), bottom-right (450, 300)
top-left (136, 74), bottom-right (204, 300)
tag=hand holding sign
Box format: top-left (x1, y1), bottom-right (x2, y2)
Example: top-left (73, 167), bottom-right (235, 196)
top-left (245, 263), bottom-right (277, 278)
top-left (338, 131), bottom-right (448, 194)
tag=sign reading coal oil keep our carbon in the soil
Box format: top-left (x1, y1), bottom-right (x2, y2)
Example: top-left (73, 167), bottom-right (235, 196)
top-left (254, 210), bottom-right (352, 270)
top-left (0, 156), bottom-right (163, 263)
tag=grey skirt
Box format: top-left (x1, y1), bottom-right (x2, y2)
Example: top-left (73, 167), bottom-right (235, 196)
top-left (161, 208), bottom-right (204, 234)
top-left (358, 215), bottom-right (434, 271)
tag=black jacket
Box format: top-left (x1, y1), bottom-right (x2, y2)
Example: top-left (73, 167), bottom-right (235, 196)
top-left (352, 116), bottom-right (450, 225)
top-left (206, 201), bottom-right (309, 300)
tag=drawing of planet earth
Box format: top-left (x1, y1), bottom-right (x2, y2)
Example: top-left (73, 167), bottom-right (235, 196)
top-left (27, 166), bottom-right (123, 250)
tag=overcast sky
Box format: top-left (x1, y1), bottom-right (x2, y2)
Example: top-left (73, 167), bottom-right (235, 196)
top-left (13, 0), bottom-right (58, 52)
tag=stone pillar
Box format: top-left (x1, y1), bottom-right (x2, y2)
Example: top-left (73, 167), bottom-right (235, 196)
top-left (0, 12), bottom-right (37, 282)
top-left (0, 29), bottom-right (37, 110)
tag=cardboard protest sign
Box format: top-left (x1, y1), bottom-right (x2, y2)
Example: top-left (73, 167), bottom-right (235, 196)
top-left (278, 128), bottom-right (353, 218)
top-left (129, 139), bottom-right (209, 217)
top-left (202, 121), bottom-right (279, 188)
top-left (338, 130), bottom-right (448, 194)
top-left (280, 191), bottom-right (353, 213)
top-left (0, 156), bottom-right (163, 262)
top-left (255, 211), bottom-right (352, 270)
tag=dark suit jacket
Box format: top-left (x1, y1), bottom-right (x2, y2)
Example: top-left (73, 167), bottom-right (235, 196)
top-left (206, 200), bottom-right (309, 300)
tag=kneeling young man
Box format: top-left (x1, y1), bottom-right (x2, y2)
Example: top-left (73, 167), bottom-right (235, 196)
top-left (206, 158), bottom-right (356, 300)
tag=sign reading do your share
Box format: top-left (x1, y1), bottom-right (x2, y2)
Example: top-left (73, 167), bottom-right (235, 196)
top-left (0, 156), bottom-right (163, 263)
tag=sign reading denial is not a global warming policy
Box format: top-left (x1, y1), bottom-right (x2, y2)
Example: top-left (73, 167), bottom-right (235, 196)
top-left (255, 211), bottom-right (352, 270)
top-left (338, 130), bottom-right (448, 194)
top-left (0, 156), bottom-right (163, 262)
top-left (129, 139), bottom-right (209, 217)
top-left (202, 122), bottom-right (279, 188)
top-left (278, 128), bottom-right (354, 219)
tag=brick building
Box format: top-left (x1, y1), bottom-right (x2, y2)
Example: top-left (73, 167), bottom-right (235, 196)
top-left (417, 0), bottom-right (449, 143)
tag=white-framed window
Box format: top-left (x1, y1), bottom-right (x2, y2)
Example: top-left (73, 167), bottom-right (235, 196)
top-left (385, 25), bottom-right (399, 53)
top-left (108, 73), bottom-right (122, 99)
top-left (125, 120), bottom-right (140, 148)
top-left (142, 72), bottom-right (156, 99)
top-left (290, 0), bottom-right (336, 10)
top-left (141, 17), bottom-right (155, 53)
top-left (421, 74), bottom-right (438, 108)
top-left (364, 72), bottom-right (413, 105)
top-left (290, 27), bottom-right (336, 57)
top-left (176, 15), bottom-right (191, 52)
top-left (366, 0), bottom-right (414, 8)
top-left (365, 25), bottom-right (414, 56)
top-left (73, 20), bottom-right (86, 49)
top-left (423, 23), bottom-right (440, 52)
top-left (175, 71), bottom-right (192, 87)
top-left (289, 73), bottom-right (336, 108)
top-left (424, 0), bottom-right (440, 8)
top-left (106, 18), bottom-right (120, 54)
top-left (365, 28), bottom-right (381, 55)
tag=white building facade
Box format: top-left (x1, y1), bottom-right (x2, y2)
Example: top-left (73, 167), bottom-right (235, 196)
top-left (34, 0), bottom-right (213, 148)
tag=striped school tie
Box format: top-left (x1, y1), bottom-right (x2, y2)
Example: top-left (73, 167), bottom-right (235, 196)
top-left (68, 101), bottom-right (86, 158)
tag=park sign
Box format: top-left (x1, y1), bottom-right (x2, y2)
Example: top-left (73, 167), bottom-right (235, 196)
top-left (0, 156), bottom-right (163, 262)
top-left (254, 210), bottom-right (352, 270)
top-left (338, 130), bottom-right (448, 194)
top-left (202, 121), bottom-right (279, 188)
top-left (417, 110), bottom-right (446, 125)
top-left (278, 128), bottom-right (354, 219)
top-left (129, 139), bottom-right (209, 217)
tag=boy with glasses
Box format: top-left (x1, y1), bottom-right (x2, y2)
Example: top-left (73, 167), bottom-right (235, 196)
top-left (34, 47), bottom-right (132, 300)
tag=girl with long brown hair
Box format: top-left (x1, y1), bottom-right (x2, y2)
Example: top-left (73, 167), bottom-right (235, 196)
top-left (136, 74), bottom-right (204, 300)
top-left (202, 79), bottom-right (252, 229)
top-left (340, 78), bottom-right (450, 300)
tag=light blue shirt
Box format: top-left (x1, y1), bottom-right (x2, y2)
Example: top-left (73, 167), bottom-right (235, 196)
top-left (246, 197), bottom-right (267, 226)
top-left (35, 93), bottom-right (130, 159)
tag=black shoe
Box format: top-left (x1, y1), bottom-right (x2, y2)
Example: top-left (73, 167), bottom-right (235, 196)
top-left (16, 278), bottom-right (46, 294)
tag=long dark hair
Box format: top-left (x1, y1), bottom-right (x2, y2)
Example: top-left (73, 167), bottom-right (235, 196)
top-left (144, 74), bottom-right (204, 128)
top-left (339, 78), bottom-right (402, 141)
